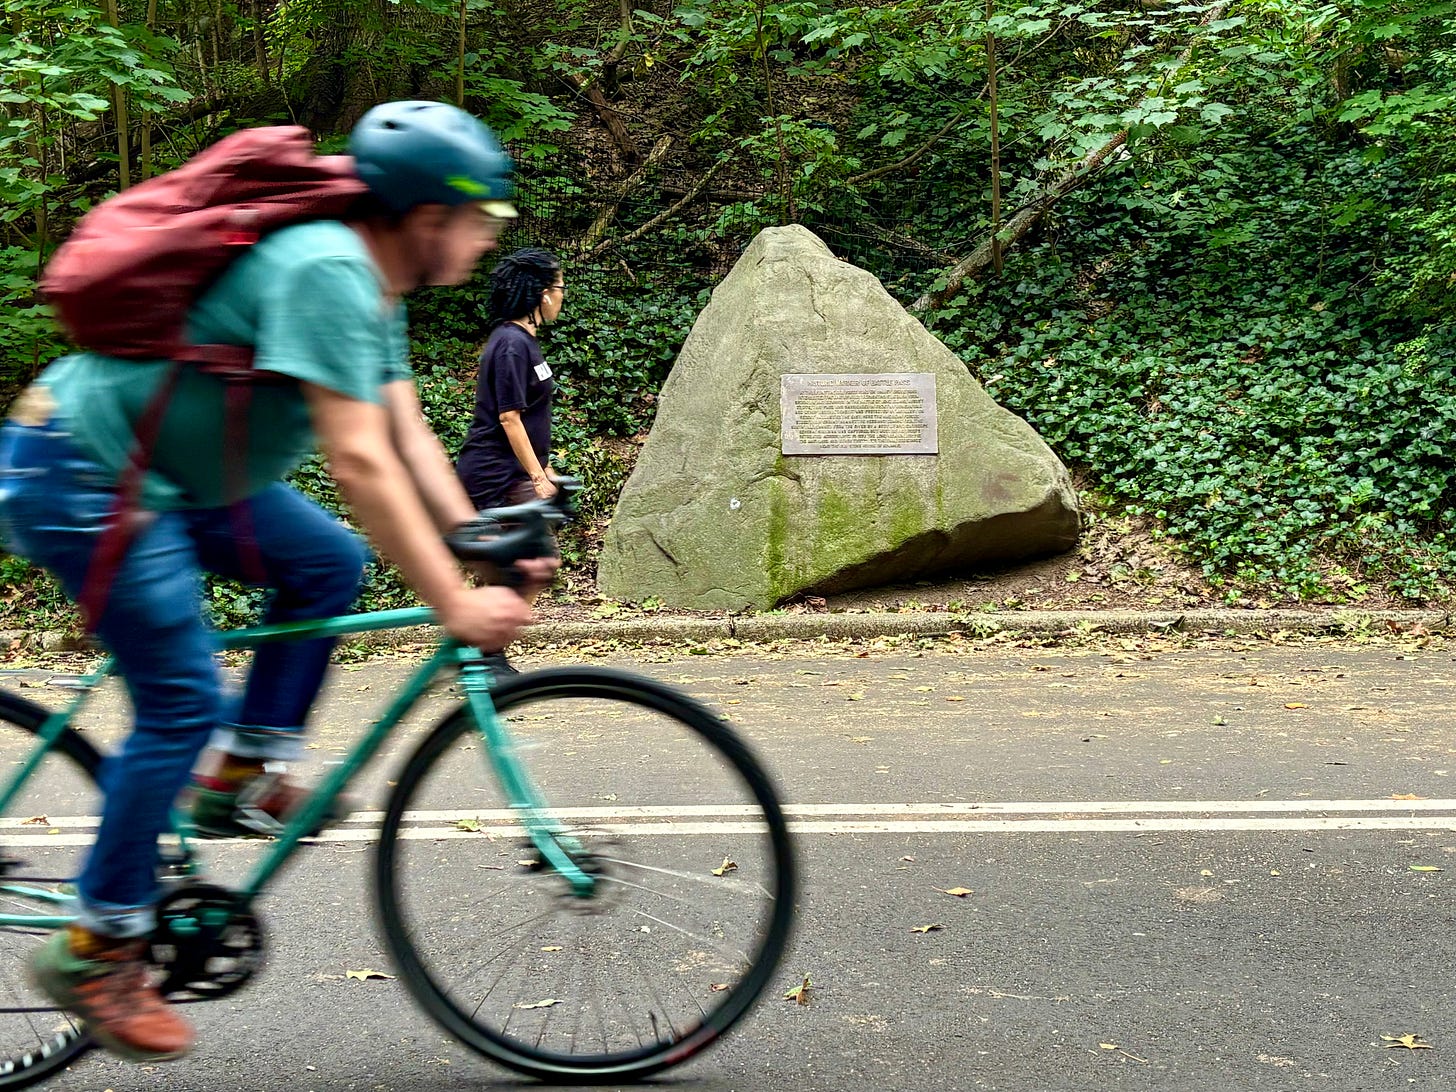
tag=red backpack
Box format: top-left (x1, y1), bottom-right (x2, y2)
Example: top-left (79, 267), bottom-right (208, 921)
top-left (42, 125), bottom-right (368, 365)
top-left (39, 126), bottom-right (370, 629)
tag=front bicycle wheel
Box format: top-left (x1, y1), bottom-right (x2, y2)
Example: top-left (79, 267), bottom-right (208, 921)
top-left (0, 690), bottom-right (102, 1087)
top-left (375, 667), bottom-right (796, 1082)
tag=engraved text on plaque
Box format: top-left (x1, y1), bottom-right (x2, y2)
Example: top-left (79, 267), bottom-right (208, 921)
top-left (780, 373), bottom-right (938, 455)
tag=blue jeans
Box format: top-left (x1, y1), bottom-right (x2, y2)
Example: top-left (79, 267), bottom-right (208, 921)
top-left (0, 419), bottom-right (368, 937)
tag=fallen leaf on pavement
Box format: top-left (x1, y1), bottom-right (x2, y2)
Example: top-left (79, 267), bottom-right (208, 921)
top-left (785, 975), bottom-right (811, 1005)
top-left (910, 923), bottom-right (944, 933)
top-left (1382, 1034), bottom-right (1432, 1050)
top-left (939, 887), bottom-right (974, 897)
top-left (540, 946), bottom-right (563, 952)
top-left (1410, 865), bottom-right (1443, 872)
top-left (712, 858), bottom-right (738, 877)
top-left (345, 969), bottom-right (395, 981)
top-left (455, 818), bottom-right (484, 832)
top-left (1284, 702), bottom-right (1309, 710)
top-left (1391, 793), bottom-right (1424, 801)
top-left (21, 816), bottom-right (47, 825)
top-left (514, 998), bottom-right (563, 1010)
top-left (710, 983), bottom-right (730, 993)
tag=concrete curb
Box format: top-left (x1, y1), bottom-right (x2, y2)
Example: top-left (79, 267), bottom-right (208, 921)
top-left (517, 608), bottom-right (1453, 647)
top-left (4, 609), bottom-right (1449, 657)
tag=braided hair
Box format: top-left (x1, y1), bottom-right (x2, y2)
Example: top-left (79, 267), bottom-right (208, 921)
top-left (486, 247), bottom-right (562, 329)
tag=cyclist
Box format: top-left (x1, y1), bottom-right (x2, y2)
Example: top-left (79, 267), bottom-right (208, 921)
top-left (0, 101), bottom-right (555, 1062)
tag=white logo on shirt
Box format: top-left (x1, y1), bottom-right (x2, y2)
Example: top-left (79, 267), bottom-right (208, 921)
top-left (534, 362), bottom-right (553, 382)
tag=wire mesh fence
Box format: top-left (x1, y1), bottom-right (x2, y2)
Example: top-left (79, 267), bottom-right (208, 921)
top-left (505, 131), bottom-right (946, 302)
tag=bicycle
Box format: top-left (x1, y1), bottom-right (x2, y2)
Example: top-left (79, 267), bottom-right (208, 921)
top-left (0, 481), bottom-right (796, 1086)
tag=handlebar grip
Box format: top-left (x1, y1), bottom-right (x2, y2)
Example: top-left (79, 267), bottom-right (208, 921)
top-left (442, 476), bottom-right (584, 568)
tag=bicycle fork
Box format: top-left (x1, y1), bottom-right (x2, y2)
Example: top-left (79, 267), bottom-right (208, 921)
top-left (456, 651), bottom-right (597, 898)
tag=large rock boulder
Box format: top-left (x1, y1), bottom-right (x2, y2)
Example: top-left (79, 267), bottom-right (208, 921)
top-left (597, 225), bottom-right (1079, 610)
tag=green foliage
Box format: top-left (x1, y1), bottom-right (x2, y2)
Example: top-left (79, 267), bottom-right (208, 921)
top-left (1, 2), bottom-right (190, 387)
top-left (932, 126), bottom-right (1452, 601)
top-left (4, 0), bottom-right (1456, 625)
top-left (0, 246), bottom-right (64, 381)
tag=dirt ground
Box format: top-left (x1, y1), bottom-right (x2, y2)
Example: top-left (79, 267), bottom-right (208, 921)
top-left (532, 500), bottom-right (1435, 627)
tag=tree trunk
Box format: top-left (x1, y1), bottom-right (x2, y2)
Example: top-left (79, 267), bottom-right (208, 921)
top-left (103, 0), bottom-right (131, 190)
top-left (601, 0), bottom-right (633, 96)
top-left (755, 0), bottom-right (792, 222)
top-left (986, 0), bottom-right (1002, 274)
top-left (253, 0), bottom-right (271, 84)
top-left (558, 71), bottom-right (639, 165)
top-left (140, 0), bottom-right (160, 179)
top-left (455, 0), bottom-right (467, 106)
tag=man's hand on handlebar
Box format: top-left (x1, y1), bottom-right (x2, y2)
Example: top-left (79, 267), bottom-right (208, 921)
top-left (438, 585), bottom-right (535, 652)
top-left (447, 476), bottom-right (578, 610)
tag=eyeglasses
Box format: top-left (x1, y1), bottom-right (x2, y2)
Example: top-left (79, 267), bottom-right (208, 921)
top-left (546, 284), bottom-right (567, 297)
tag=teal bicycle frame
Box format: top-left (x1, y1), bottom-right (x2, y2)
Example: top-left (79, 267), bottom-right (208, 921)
top-left (0, 605), bottom-right (595, 930)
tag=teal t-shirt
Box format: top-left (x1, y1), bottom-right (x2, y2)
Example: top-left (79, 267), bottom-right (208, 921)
top-left (41, 220), bottom-right (411, 510)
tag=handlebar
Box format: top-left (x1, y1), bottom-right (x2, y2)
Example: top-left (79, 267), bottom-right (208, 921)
top-left (443, 477), bottom-right (582, 574)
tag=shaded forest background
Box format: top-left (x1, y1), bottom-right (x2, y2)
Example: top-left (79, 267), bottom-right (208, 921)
top-left (1, 0), bottom-right (1454, 625)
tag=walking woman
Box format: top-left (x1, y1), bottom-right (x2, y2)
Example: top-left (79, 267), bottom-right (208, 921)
top-left (457, 247), bottom-right (566, 510)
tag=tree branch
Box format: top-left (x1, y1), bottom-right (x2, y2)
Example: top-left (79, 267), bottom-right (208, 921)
top-left (585, 157), bottom-right (730, 261)
top-left (558, 70), bottom-right (639, 165)
top-left (848, 109), bottom-right (965, 186)
top-left (576, 135), bottom-right (673, 253)
top-left (910, 0), bottom-right (1234, 313)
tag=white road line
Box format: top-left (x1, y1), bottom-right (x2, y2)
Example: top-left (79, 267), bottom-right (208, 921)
top-left (3, 814), bottom-right (1456, 846)
top-left (4, 798), bottom-right (1456, 832)
top-left (379, 799), bottom-right (1456, 822)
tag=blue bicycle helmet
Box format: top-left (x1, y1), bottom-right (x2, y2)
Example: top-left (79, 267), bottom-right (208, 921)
top-left (350, 101), bottom-right (515, 217)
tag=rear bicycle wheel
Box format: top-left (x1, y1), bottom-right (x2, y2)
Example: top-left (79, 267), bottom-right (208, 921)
top-left (0, 690), bottom-right (101, 1087)
top-left (375, 667), bottom-right (796, 1082)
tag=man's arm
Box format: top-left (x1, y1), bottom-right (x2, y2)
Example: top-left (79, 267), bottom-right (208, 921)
top-left (305, 381), bottom-right (532, 649)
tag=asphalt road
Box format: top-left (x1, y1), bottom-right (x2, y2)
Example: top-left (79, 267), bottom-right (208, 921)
top-left (2, 632), bottom-right (1454, 1091)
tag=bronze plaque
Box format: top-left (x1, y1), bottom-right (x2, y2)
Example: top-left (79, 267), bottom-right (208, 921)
top-left (780, 373), bottom-right (938, 455)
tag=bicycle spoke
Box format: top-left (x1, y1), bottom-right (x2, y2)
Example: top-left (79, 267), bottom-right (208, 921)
top-left (591, 853), bottom-right (775, 898)
top-left (376, 670), bottom-right (795, 1081)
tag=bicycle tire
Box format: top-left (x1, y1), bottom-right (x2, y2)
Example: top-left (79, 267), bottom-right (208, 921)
top-left (0, 690), bottom-right (100, 1088)
top-left (375, 666), bottom-right (796, 1082)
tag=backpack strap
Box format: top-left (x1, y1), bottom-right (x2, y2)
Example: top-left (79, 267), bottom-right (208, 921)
top-left (76, 363), bottom-right (184, 631)
top-left (75, 350), bottom-right (283, 631)
top-left (221, 373), bottom-right (268, 585)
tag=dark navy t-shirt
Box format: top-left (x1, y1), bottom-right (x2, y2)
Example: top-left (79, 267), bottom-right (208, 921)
top-left (455, 323), bottom-right (554, 509)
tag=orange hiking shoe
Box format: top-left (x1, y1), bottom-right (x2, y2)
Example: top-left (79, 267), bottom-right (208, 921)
top-left (31, 930), bottom-right (194, 1062)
